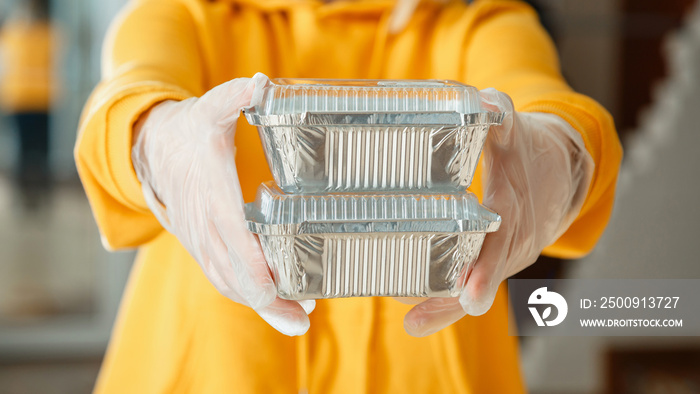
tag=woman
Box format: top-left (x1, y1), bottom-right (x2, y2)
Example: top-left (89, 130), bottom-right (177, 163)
top-left (0, 0), bottom-right (54, 205)
top-left (75, 0), bottom-right (622, 392)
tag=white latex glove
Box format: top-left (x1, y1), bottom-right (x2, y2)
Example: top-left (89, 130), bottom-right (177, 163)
top-left (404, 88), bottom-right (594, 336)
top-left (131, 73), bottom-right (314, 336)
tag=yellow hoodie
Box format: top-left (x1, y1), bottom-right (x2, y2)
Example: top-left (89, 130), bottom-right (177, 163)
top-left (75, 0), bottom-right (622, 392)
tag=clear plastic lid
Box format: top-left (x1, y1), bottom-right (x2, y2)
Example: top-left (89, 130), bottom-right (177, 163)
top-left (245, 182), bottom-right (501, 235)
top-left (244, 78), bottom-right (498, 126)
top-left (258, 78), bottom-right (481, 114)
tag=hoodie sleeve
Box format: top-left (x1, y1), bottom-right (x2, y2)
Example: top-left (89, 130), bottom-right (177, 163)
top-left (74, 0), bottom-right (203, 250)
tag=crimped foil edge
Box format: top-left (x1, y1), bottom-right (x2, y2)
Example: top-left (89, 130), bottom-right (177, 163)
top-left (246, 217), bottom-right (501, 236)
top-left (244, 110), bottom-right (504, 127)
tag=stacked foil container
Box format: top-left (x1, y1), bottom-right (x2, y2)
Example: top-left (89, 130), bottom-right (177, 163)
top-left (244, 79), bottom-right (503, 300)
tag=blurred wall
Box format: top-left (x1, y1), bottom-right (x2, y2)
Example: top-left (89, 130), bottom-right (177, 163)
top-left (0, 0), bottom-right (132, 362)
top-left (50, 0), bottom-right (127, 180)
top-left (523, 3), bottom-right (700, 392)
top-left (534, 0), bottom-right (620, 119)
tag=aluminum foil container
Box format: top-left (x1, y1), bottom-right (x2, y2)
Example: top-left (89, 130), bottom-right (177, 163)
top-left (245, 182), bottom-right (501, 300)
top-left (244, 78), bottom-right (504, 194)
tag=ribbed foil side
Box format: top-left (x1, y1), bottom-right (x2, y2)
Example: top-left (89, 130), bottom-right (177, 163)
top-left (323, 235), bottom-right (431, 297)
top-left (259, 232), bottom-right (486, 300)
top-left (325, 127), bottom-right (432, 190)
top-left (257, 124), bottom-right (490, 193)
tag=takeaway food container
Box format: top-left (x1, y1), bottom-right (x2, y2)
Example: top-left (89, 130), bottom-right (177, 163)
top-left (244, 79), bottom-right (504, 194)
top-left (245, 182), bottom-right (501, 300)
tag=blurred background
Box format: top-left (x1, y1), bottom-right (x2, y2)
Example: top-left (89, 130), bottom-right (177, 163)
top-left (0, 0), bottom-right (698, 393)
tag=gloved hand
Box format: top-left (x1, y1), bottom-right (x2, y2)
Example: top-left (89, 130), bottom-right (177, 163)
top-left (131, 73), bottom-right (314, 336)
top-left (403, 88), bottom-right (594, 336)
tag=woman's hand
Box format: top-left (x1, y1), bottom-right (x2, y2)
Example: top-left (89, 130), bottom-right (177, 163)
top-left (404, 88), bottom-right (594, 336)
top-left (131, 73), bottom-right (314, 336)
